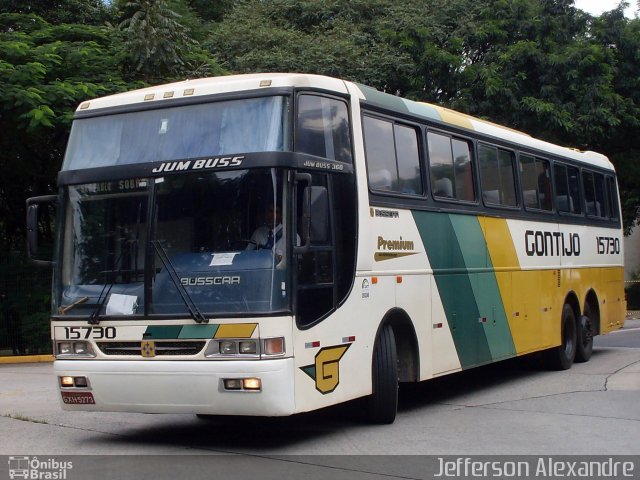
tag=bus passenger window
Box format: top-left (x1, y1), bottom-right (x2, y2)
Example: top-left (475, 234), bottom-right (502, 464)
top-left (607, 176), bottom-right (620, 220)
top-left (428, 132), bottom-right (474, 201)
top-left (363, 116), bottom-right (396, 191)
top-left (583, 171), bottom-right (607, 218)
top-left (554, 164), bottom-right (582, 215)
top-left (479, 144), bottom-right (517, 207)
top-left (520, 154), bottom-right (552, 211)
top-left (394, 124), bottom-right (422, 194)
top-left (363, 115), bottom-right (422, 195)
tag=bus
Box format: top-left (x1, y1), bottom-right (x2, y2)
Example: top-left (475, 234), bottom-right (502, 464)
top-left (26, 73), bottom-right (625, 424)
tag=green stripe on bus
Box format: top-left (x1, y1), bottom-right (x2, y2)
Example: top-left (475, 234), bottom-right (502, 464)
top-left (449, 215), bottom-right (515, 362)
top-left (178, 324), bottom-right (219, 339)
top-left (413, 211), bottom-right (492, 368)
top-left (413, 211), bottom-right (516, 367)
top-left (143, 325), bottom-right (184, 339)
top-left (356, 84), bottom-right (411, 113)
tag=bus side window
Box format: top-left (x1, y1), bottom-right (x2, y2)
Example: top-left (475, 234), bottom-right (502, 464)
top-left (363, 115), bottom-right (422, 195)
top-left (427, 132), bottom-right (474, 201)
top-left (520, 154), bottom-right (552, 212)
top-left (607, 176), bottom-right (620, 220)
top-left (296, 95), bottom-right (352, 164)
top-left (583, 170), bottom-right (607, 218)
top-left (479, 143), bottom-right (517, 207)
top-left (554, 163), bottom-right (582, 215)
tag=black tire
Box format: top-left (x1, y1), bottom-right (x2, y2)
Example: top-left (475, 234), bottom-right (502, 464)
top-left (366, 324), bottom-right (398, 424)
top-left (545, 303), bottom-right (577, 370)
top-left (575, 304), bottom-right (594, 363)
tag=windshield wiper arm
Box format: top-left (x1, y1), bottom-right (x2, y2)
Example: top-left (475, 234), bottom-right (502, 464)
top-left (88, 235), bottom-right (136, 325)
top-left (152, 240), bottom-right (208, 324)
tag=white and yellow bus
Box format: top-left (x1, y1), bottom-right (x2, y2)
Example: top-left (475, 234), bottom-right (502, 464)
top-left (27, 74), bottom-right (625, 423)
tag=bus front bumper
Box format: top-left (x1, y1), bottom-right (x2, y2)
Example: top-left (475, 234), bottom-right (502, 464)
top-left (54, 358), bottom-right (296, 416)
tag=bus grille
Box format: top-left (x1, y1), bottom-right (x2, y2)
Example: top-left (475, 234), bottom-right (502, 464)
top-left (96, 341), bottom-right (206, 356)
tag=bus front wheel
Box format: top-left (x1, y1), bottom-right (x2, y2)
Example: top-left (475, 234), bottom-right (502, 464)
top-left (545, 303), bottom-right (577, 370)
top-left (366, 324), bottom-right (398, 424)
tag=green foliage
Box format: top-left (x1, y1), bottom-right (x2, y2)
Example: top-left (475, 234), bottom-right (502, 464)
top-left (206, 0), bottom-right (416, 92)
top-left (0, 13), bottom-right (136, 251)
top-left (0, 0), bottom-right (116, 26)
top-left (118, 0), bottom-right (223, 80)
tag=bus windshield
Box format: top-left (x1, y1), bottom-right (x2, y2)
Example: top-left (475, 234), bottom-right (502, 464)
top-left (62, 96), bottom-right (290, 170)
top-left (57, 169), bottom-right (291, 318)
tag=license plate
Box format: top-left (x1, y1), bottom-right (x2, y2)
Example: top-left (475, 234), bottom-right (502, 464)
top-left (61, 391), bottom-right (95, 405)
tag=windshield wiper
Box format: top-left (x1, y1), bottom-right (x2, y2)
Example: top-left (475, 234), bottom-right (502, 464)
top-left (88, 233), bottom-right (137, 325)
top-left (152, 240), bottom-right (208, 324)
top-left (88, 281), bottom-right (115, 325)
top-left (58, 296), bottom-right (89, 315)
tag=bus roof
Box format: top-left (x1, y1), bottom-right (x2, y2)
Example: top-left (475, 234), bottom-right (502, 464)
top-left (76, 73), bottom-right (349, 112)
top-left (76, 73), bottom-right (613, 171)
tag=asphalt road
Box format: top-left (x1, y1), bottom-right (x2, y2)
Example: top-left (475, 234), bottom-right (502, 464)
top-left (0, 321), bottom-right (639, 479)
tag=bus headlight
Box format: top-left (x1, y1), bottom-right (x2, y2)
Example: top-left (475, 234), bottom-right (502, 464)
top-left (205, 339), bottom-right (260, 357)
top-left (56, 341), bottom-right (95, 358)
top-left (219, 341), bottom-right (237, 355)
top-left (239, 341), bottom-right (257, 354)
top-left (58, 342), bottom-right (72, 355)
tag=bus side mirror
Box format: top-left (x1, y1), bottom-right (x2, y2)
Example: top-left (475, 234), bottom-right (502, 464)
top-left (297, 186), bottom-right (329, 252)
top-left (26, 195), bottom-right (57, 266)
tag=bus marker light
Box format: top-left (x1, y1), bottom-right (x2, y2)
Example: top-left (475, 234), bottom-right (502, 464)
top-left (242, 378), bottom-right (261, 391)
top-left (263, 337), bottom-right (285, 355)
top-left (342, 336), bottom-right (356, 343)
top-left (371, 277), bottom-right (378, 284)
top-left (396, 276), bottom-right (403, 284)
top-left (305, 341), bottom-right (320, 349)
top-left (259, 80), bottom-right (272, 87)
top-left (163, 91), bottom-right (174, 99)
top-left (183, 88), bottom-right (194, 96)
top-left (433, 323), bottom-right (443, 329)
top-left (144, 94), bottom-right (155, 101)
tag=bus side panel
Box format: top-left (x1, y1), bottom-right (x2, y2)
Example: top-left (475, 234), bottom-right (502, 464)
top-left (480, 217), bottom-right (557, 354)
top-left (413, 211), bottom-right (516, 370)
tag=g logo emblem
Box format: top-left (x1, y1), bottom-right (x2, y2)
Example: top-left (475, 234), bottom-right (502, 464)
top-left (300, 344), bottom-right (351, 394)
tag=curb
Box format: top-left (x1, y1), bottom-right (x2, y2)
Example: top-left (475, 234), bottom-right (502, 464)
top-left (0, 355), bottom-right (54, 364)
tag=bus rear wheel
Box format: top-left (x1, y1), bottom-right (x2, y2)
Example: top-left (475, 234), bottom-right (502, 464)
top-left (366, 324), bottom-right (398, 424)
top-left (545, 303), bottom-right (577, 370)
top-left (575, 304), bottom-right (594, 363)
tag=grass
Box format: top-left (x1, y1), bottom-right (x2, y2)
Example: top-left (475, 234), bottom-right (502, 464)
top-left (2, 412), bottom-right (48, 424)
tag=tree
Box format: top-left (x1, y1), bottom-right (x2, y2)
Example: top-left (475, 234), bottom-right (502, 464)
top-left (205, 0), bottom-right (417, 93)
top-left (0, 13), bottom-right (136, 251)
top-left (0, 0), bottom-right (115, 25)
top-left (118, 0), bottom-right (223, 81)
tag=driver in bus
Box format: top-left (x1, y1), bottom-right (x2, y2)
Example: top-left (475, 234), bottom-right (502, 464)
top-left (247, 204), bottom-right (300, 266)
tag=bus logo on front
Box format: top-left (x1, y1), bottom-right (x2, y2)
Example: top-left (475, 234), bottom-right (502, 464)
top-left (141, 341), bottom-right (156, 358)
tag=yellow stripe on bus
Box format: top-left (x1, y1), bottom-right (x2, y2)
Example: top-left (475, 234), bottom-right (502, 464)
top-left (214, 323), bottom-right (258, 339)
